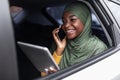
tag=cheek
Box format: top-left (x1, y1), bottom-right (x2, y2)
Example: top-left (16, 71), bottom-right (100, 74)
top-left (70, 24), bottom-right (84, 39)
top-left (77, 26), bottom-right (84, 35)
top-left (76, 22), bottom-right (84, 35)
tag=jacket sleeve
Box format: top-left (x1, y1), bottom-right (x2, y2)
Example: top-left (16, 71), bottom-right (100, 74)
top-left (52, 51), bottom-right (62, 65)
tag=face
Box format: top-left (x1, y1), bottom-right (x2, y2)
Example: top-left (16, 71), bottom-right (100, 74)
top-left (62, 12), bottom-right (84, 39)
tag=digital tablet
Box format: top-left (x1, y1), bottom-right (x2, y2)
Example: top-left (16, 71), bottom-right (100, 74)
top-left (17, 41), bottom-right (60, 72)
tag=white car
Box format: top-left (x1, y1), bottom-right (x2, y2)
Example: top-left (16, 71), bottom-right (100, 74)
top-left (0, 0), bottom-right (120, 80)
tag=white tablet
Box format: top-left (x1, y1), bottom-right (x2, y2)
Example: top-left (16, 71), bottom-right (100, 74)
top-left (17, 41), bottom-right (60, 72)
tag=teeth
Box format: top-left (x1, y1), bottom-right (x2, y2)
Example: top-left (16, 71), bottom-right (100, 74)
top-left (66, 30), bottom-right (74, 33)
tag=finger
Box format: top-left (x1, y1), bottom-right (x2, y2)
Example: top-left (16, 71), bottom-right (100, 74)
top-left (56, 25), bottom-right (62, 40)
top-left (52, 28), bottom-right (61, 42)
top-left (53, 30), bottom-right (59, 40)
top-left (48, 67), bottom-right (57, 74)
top-left (49, 66), bottom-right (57, 72)
top-left (59, 25), bottom-right (61, 29)
top-left (62, 36), bottom-right (66, 43)
top-left (63, 36), bottom-right (66, 40)
top-left (61, 36), bottom-right (66, 48)
top-left (52, 28), bottom-right (60, 35)
top-left (56, 32), bottom-right (60, 41)
top-left (44, 68), bottom-right (49, 74)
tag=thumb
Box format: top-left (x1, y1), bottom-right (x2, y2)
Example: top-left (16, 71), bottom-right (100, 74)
top-left (62, 36), bottom-right (66, 44)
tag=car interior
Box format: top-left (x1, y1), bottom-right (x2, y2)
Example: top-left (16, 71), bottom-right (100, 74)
top-left (9, 0), bottom-right (112, 80)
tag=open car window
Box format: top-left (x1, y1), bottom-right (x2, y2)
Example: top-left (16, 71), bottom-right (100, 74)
top-left (46, 5), bottom-right (109, 47)
top-left (38, 2), bottom-right (116, 80)
top-left (46, 5), bottom-right (100, 26)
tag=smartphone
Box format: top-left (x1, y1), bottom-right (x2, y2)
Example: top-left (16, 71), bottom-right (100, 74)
top-left (58, 27), bottom-right (66, 40)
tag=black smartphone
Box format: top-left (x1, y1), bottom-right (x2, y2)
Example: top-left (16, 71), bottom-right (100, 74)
top-left (58, 27), bottom-right (66, 40)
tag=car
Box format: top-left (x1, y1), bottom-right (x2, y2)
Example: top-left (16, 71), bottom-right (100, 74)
top-left (0, 0), bottom-right (120, 80)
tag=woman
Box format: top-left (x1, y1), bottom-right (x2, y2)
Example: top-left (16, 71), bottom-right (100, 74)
top-left (41, 2), bottom-right (107, 76)
top-left (51, 2), bottom-right (107, 69)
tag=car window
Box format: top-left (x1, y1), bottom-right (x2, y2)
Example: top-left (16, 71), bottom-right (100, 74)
top-left (26, 11), bottom-right (53, 26)
top-left (46, 5), bottom-right (109, 46)
top-left (105, 0), bottom-right (120, 26)
top-left (38, 2), bottom-right (110, 79)
top-left (46, 5), bottom-right (100, 26)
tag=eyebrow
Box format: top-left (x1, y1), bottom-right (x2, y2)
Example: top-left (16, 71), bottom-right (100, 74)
top-left (69, 15), bottom-right (76, 18)
top-left (62, 15), bottom-right (76, 20)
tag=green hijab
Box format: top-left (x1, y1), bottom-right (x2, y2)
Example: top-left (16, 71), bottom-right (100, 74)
top-left (51, 2), bottom-right (107, 69)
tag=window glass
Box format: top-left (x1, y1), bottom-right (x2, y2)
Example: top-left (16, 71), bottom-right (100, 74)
top-left (46, 5), bottom-right (65, 25)
top-left (46, 5), bottom-right (109, 46)
top-left (106, 0), bottom-right (120, 26)
top-left (26, 12), bottom-right (53, 26)
top-left (45, 3), bottom-right (109, 73)
top-left (46, 5), bottom-right (100, 26)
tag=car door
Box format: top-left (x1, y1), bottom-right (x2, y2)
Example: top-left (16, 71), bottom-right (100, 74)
top-left (37, 0), bottom-right (120, 80)
top-left (0, 0), bottom-right (19, 80)
top-left (62, 0), bottom-right (120, 80)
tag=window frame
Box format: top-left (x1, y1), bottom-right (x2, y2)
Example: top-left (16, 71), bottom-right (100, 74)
top-left (37, 0), bottom-right (116, 80)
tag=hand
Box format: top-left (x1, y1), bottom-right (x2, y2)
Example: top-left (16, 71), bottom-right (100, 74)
top-left (52, 26), bottom-right (66, 56)
top-left (44, 66), bottom-right (58, 74)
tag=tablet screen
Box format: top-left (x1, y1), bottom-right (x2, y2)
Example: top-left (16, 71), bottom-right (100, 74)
top-left (17, 41), bottom-right (60, 72)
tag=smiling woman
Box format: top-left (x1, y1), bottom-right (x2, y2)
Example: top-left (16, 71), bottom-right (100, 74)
top-left (51, 1), bottom-right (108, 69)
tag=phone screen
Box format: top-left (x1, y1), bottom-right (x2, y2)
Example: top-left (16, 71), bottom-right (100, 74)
top-left (58, 28), bottom-right (66, 40)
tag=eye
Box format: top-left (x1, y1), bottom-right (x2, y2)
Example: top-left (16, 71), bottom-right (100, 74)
top-left (70, 18), bottom-right (76, 22)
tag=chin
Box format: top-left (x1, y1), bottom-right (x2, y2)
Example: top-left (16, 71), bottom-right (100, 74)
top-left (67, 36), bottom-right (76, 40)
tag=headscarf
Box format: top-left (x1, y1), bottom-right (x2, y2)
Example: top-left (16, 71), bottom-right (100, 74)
top-left (51, 2), bottom-right (107, 69)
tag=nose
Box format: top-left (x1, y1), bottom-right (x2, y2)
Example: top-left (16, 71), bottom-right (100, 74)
top-left (64, 22), bottom-right (70, 28)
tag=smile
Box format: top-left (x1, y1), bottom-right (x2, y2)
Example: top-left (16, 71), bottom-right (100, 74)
top-left (66, 29), bottom-right (75, 34)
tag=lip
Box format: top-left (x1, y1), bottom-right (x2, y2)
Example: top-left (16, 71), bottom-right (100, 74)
top-left (65, 29), bottom-right (75, 34)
